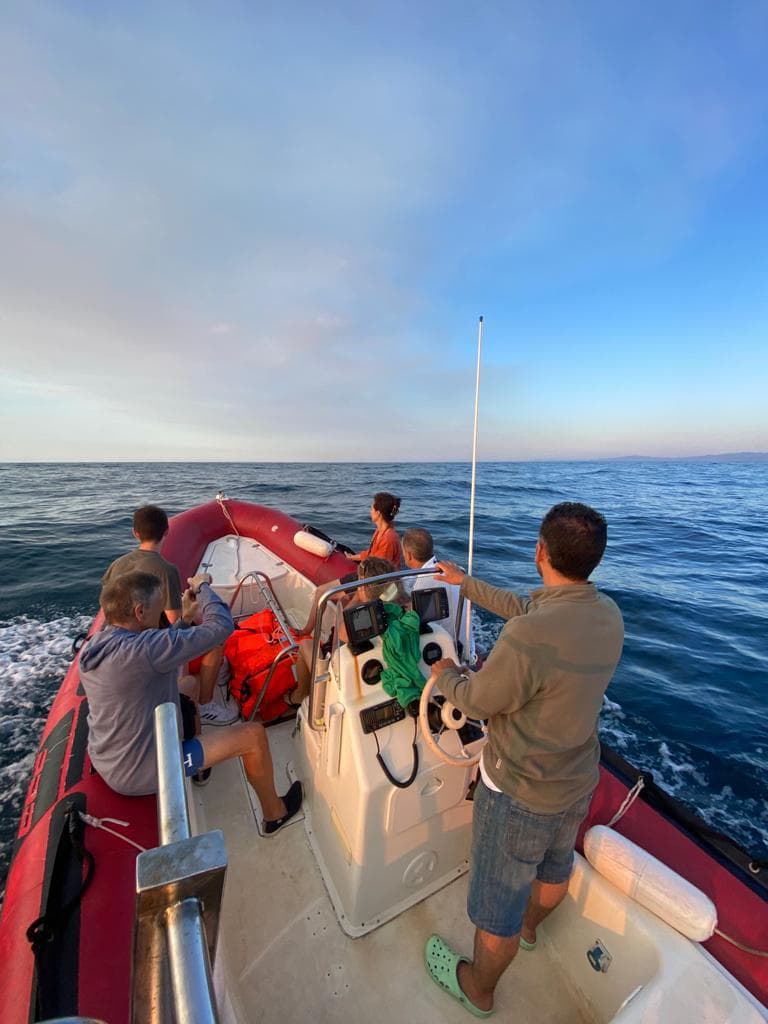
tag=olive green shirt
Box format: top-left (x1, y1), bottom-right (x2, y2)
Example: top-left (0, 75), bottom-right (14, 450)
top-left (436, 576), bottom-right (624, 813)
top-left (102, 548), bottom-right (182, 613)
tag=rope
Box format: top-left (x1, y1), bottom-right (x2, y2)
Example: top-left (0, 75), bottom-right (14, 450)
top-left (79, 811), bottom-right (147, 853)
top-left (714, 929), bottom-right (768, 957)
top-left (217, 493), bottom-right (240, 537)
top-left (606, 776), bottom-right (646, 827)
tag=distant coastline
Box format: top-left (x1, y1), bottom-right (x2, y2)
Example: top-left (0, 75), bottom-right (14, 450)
top-left (608, 452), bottom-right (768, 463)
top-left (1, 452), bottom-right (767, 465)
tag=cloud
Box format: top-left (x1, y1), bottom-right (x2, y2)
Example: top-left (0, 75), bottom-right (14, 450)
top-left (1, 2), bottom-right (767, 460)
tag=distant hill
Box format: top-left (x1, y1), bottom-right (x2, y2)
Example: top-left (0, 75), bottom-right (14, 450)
top-left (614, 452), bottom-right (768, 463)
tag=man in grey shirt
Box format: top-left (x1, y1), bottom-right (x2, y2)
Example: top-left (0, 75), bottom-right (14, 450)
top-left (423, 503), bottom-right (624, 1017)
top-left (80, 570), bottom-right (302, 836)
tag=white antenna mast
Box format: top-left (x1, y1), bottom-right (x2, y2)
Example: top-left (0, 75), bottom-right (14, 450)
top-left (463, 315), bottom-right (483, 659)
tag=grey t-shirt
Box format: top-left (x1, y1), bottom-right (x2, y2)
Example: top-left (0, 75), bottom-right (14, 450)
top-left (79, 585), bottom-right (233, 796)
top-left (102, 548), bottom-right (182, 613)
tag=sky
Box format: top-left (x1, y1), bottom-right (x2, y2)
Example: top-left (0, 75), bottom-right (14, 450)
top-left (1, 1), bottom-right (767, 461)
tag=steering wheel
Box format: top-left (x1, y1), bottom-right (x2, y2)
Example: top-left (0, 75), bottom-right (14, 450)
top-left (418, 676), bottom-right (486, 767)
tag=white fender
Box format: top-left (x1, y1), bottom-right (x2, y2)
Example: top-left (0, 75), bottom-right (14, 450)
top-left (293, 530), bottom-right (333, 559)
top-left (584, 825), bottom-right (717, 941)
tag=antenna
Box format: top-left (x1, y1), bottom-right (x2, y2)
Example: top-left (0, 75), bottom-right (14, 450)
top-left (461, 316), bottom-right (483, 660)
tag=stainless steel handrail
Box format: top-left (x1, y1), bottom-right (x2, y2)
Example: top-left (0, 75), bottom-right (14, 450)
top-left (307, 566), bottom-right (453, 730)
top-left (246, 644), bottom-right (298, 721)
top-left (131, 703), bottom-right (227, 1024)
top-left (233, 570), bottom-right (296, 635)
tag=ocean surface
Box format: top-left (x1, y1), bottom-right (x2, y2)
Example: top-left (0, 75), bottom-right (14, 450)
top-left (1, 460), bottom-right (766, 898)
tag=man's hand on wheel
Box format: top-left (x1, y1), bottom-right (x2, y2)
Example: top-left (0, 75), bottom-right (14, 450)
top-left (430, 657), bottom-right (460, 681)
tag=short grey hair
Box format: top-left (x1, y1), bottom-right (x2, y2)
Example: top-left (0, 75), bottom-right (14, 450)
top-left (402, 527), bottom-right (434, 564)
top-left (100, 571), bottom-right (162, 624)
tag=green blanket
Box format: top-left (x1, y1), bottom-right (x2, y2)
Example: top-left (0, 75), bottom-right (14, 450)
top-left (380, 603), bottom-right (426, 708)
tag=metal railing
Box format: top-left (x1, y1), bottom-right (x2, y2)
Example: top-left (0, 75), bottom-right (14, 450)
top-left (307, 565), bottom-right (454, 731)
top-left (131, 703), bottom-right (228, 1024)
top-left (232, 570), bottom-right (296, 636)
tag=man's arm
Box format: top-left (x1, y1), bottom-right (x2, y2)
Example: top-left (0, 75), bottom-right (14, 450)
top-left (145, 584), bottom-right (234, 672)
top-left (432, 622), bottom-right (538, 719)
top-left (435, 561), bottom-right (530, 621)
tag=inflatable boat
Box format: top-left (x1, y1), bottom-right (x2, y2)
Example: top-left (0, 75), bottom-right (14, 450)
top-left (0, 497), bottom-right (765, 1024)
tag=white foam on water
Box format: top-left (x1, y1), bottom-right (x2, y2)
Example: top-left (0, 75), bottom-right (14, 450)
top-left (0, 614), bottom-right (92, 694)
top-left (0, 613), bottom-right (93, 900)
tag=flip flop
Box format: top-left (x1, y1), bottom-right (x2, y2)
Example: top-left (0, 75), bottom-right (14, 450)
top-left (424, 935), bottom-right (494, 1018)
top-left (519, 935), bottom-right (536, 951)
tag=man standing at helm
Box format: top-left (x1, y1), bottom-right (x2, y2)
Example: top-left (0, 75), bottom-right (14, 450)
top-left (423, 502), bottom-right (624, 1018)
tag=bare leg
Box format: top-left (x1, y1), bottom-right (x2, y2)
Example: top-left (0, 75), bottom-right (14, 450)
top-left (521, 878), bottom-right (570, 946)
top-left (178, 674), bottom-right (200, 701)
top-left (197, 645), bottom-right (224, 704)
top-left (199, 722), bottom-right (285, 821)
top-left (456, 928), bottom-right (520, 1013)
top-left (288, 638), bottom-right (313, 704)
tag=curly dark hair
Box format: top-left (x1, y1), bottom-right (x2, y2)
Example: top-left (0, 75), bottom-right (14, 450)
top-left (372, 492), bottom-right (401, 524)
top-left (539, 502), bottom-right (607, 581)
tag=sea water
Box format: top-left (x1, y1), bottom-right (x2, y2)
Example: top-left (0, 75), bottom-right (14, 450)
top-left (1, 460), bottom-right (766, 897)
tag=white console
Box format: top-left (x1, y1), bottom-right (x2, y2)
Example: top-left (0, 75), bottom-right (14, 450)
top-left (292, 624), bottom-right (483, 936)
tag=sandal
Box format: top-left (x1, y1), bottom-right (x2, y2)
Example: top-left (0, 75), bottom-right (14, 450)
top-left (424, 935), bottom-right (493, 1018)
top-left (519, 935), bottom-right (536, 951)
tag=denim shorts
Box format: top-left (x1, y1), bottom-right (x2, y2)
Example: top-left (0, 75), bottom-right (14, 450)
top-left (467, 780), bottom-right (593, 937)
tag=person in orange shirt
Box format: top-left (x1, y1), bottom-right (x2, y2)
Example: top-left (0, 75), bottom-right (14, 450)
top-left (350, 492), bottom-right (403, 568)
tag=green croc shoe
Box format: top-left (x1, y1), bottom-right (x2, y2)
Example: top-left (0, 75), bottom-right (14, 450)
top-left (424, 934), bottom-right (494, 1018)
top-left (519, 935), bottom-right (537, 951)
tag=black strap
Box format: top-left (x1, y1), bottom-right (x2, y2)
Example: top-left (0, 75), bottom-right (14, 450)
top-left (26, 804), bottom-right (95, 954)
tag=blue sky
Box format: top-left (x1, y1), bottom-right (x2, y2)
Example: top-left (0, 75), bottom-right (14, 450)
top-left (1, 1), bottom-right (766, 460)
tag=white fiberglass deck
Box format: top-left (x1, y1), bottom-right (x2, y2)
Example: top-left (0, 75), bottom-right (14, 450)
top-left (189, 721), bottom-right (591, 1024)
top-left (188, 721), bottom-right (766, 1024)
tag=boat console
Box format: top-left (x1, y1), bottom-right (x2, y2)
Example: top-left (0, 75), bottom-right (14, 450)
top-left (293, 619), bottom-right (483, 937)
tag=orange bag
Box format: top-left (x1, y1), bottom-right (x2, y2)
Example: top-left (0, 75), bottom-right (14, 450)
top-left (223, 609), bottom-right (297, 722)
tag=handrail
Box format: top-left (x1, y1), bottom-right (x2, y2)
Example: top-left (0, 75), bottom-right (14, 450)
top-left (307, 565), bottom-right (453, 731)
top-left (231, 570), bottom-right (296, 635)
top-left (131, 703), bottom-right (227, 1023)
top-left (246, 644), bottom-right (298, 721)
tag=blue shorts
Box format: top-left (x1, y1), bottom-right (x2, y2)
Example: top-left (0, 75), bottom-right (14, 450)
top-left (182, 738), bottom-right (205, 777)
top-left (467, 780), bottom-right (593, 937)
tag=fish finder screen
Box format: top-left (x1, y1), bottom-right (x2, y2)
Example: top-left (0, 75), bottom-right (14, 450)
top-left (412, 587), bottom-right (450, 625)
top-left (344, 599), bottom-right (387, 644)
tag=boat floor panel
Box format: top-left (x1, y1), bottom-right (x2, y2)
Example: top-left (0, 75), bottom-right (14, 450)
top-left (190, 722), bottom-right (595, 1024)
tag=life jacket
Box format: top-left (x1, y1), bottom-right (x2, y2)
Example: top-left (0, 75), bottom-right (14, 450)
top-left (223, 609), bottom-right (297, 722)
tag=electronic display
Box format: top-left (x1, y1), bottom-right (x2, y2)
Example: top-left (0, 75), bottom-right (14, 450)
top-left (360, 699), bottom-right (406, 734)
top-left (344, 598), bottom-right (387, 645)
top-left (412, 587), bottom-right (450, 626)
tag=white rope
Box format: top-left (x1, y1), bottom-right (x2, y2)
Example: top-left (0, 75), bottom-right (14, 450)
top-left (79, 811), bottom-right (147, 853)
top-left (713, 928), bottom-right (768, 957)
top-left (606, 777), bottom-right (645, 827)
top-left (217, 493), bottom-right (240, 537)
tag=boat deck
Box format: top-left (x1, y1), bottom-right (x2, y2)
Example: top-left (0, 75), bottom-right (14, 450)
top-left (190, 720), bottom-right (595, 1024)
